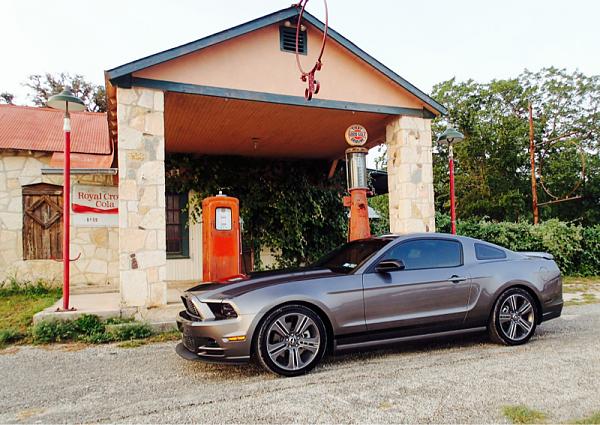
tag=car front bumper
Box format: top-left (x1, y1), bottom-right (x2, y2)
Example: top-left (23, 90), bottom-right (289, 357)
top-left (175, 310), bottom-right (253, 363)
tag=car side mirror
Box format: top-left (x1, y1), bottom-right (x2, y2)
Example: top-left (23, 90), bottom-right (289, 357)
top-left (375, 259), bottom-right (405, 273)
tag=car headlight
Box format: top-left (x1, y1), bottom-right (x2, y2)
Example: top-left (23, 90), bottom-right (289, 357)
top-left (207, 302), bottom-right (238, 320)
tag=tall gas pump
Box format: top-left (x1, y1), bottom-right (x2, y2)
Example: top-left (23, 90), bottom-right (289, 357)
top-left (202, 192), bottom-right (242, 282)
top-left (343, 124), bottom-right (371, 241)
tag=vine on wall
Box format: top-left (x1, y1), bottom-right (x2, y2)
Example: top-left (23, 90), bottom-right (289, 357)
top-left (165, 154), bottom-right (348, 269)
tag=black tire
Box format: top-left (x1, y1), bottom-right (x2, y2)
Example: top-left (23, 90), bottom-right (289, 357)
top-left (256, 304), bottom-right (327, 377)
top-left (489, 287), bottom-right (538, 345)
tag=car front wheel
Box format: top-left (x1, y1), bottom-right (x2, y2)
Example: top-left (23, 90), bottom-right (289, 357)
top-left (489, 287), bottom-right (538, 345)
top-left (256, 305), bottom-right (327, 377)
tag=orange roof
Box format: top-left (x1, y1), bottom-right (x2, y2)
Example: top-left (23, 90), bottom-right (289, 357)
top-left (0, 105), bottom-right (111, 155)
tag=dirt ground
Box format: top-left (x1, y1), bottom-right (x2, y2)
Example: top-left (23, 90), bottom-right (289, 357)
top-left (1, 303), bottom-right (599, 424)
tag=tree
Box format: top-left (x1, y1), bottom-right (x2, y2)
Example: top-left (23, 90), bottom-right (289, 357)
top-left (0, 92), bottom-right (14, 105)
top-left (431, 68), bottom-right (600, 225)
top-left (24, 73), bottom-right (107, 112)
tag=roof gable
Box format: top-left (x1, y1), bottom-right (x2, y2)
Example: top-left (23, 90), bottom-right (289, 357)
top-left (106, 7), bottom-right (446, 115)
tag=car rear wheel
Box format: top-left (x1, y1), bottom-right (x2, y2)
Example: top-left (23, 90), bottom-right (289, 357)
top-left (489, 288), bottom-right (538, 345)
top-left (256, 305), bottom-right (327, 377)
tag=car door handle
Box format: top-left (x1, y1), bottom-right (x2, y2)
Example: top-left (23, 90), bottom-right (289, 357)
top-left (448, 275), bottom-right (467, 284)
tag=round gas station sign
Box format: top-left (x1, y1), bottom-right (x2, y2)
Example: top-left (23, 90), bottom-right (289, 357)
top-left (345, 124), bottom-right (368, 147)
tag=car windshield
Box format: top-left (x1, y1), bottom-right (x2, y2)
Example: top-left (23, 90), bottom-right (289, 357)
top-left (311, 239), bottom-right (392, 274)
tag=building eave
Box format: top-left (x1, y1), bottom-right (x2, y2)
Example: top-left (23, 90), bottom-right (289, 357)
top-left (106, 6), bottom-right (446, 116)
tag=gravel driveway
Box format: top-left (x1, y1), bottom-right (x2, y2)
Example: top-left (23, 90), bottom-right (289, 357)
top-left (1, 304), bottom-right (599, 424)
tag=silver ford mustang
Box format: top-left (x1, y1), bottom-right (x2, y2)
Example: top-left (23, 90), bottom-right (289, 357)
top-left (176, 233), bottom-right (563, 376)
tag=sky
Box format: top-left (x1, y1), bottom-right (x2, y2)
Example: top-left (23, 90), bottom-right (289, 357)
top-left (2, 0), bottom-right (600, 104)
top-left (1, 0), bottom-right (599, 167)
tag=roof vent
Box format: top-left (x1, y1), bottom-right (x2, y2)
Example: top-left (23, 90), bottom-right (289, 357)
top-left (279, 26), bottom-right (307, 55)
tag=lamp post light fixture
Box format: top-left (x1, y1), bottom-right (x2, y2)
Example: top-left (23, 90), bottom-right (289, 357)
top-left (437, 127), bottom-right (464, 235)
top-left (47, 87), bottom-right (85, 311)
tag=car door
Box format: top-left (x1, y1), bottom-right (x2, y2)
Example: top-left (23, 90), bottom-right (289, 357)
top-left (362, 238), bottom-right (471, 333)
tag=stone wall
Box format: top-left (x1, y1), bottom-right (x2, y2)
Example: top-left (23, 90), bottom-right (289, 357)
top-left (386, 116), bottom-right (435, 234)
top-left (0, 151), bottom-right (119, 292)
top-left (117, 86), bottom-right (167, 309)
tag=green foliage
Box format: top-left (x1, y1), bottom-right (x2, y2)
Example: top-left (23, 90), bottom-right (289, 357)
top-left (502, 405), bottom-right (547, 424)
top-left (0, 328), bottom-right (22, 345)
top-left (31, 319), bottom-right (79, 343)
top-left (369, 194), bottom-right (390, 236)
top-left (31, 315), bottom-right (152, 344)
top-left (0, 276), bottom-right (61, 297)
top-left (107, 322), bottom-right (152, 341)
top-left (530, 220), bottom-right (582, 274)
top-left (580, 226), bottom-right (600, 276)
top-left (431, 67), bottom-right (600, 225)
top-left (166, 154), bottom-right (347, 269)
top-left (0, 92), bottom-right (14, 105)
top-left (436, 213), bottom-right (597, 275)
top-left (24, 72), bottom-right (107, 112)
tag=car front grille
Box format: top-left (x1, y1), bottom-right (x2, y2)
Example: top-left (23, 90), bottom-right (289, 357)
top-left (182, 334), bottom-right (219, 353)
top-left (181, 296), bottom-right (201, 319)
top-left (183, 334), bottom-right (196, 351)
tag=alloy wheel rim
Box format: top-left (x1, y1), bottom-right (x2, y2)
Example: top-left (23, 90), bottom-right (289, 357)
top-left (266, 313), bottom-right (320, 371)
top-left (499, 294), bottom-right (535, 341)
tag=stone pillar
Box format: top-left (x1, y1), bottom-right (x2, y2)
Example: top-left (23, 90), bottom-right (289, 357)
top-left (117, 87), bottom-right (167, 309)
top-left (386, 116), bottom-right (435, 233)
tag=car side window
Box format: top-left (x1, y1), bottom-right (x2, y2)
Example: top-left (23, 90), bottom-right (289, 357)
top-left (475, 243), bottom-right (507, 260)
top-left (383, 239), bottom-right (463, 270)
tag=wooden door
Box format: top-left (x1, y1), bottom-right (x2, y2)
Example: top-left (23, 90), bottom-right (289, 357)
top-left (22, 184), bottom-right (63, 260)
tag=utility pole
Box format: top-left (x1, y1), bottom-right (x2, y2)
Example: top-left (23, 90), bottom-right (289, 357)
top-left (529, 102), bottom-right (539, 225)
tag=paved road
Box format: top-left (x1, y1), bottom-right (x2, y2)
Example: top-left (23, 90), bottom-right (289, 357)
top-left (1, 304), bottom-right (599, 424)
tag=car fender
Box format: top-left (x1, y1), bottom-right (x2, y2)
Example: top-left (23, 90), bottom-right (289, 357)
top-left (242, 294), bottom-right (338, 347)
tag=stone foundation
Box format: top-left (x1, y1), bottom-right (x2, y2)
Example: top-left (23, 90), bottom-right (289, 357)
top-left (386, 116), bottom-right (435, 234)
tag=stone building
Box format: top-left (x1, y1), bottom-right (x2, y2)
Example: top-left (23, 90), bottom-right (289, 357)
top-left (2, 6), bottom-right (446, 314)
top-left (0, 105), bottom-right (118, 292)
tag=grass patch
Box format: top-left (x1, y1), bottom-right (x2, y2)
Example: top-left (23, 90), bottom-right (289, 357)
top-left (502, 405), bottom-right (547, 424)
top-left (565, 293), bottom-right (598, 307)
top-left (571, 411), bottom-right (600, 424)
top-left (0, 276), bottom-right (61, 297)
top-left (0, 279), bottom-right (61, 347)
top-left (563, 276), bottom-right (600, 285)
top-left (563, 276), bottom-right (600, 293)
top-left (116, 330), bottom-right (180, 348)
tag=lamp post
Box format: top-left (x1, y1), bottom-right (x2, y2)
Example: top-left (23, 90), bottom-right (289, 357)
top-left (47, 88), bottom-right (85, 311)
top-left (437, 128), bottom-right (464, 235)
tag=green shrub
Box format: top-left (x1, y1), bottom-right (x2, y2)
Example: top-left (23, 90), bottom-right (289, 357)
top-left (31, 315), bottom-right (153, 344)
top-left (31, 320), bottom-right (78, 343)
top-left (435, 213), bottom-right (598, 275)
top-left (108, 322), bottom-right (152, 341)
top-left (580, 225), bottom-right (600, 276)
top-left (530, 219), bottom-right (582, 275)
top-left (0, 328), bottom-right (23, 345)
top-left (73, 314), bottom-right (105, 336)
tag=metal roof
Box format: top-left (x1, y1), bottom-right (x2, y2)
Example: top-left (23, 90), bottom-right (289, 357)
top-left (0, 105), bottom-right (111, 155)
top-left (106, 6), bottom-right (446, 115)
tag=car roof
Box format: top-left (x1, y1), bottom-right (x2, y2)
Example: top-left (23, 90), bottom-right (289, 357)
top-left (375, 233), bottom-right (513, 252)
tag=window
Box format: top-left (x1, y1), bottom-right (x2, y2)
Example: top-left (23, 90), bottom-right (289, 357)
top-left (311, 239), bottom-right (392, 274)
top-left (383, 239), bottom-right (463, 270)
top-left (166, 192), bottom-right (189, 258)
top-left (22, 183), bottom-right (63, 260)
top-left (475, 243), bottom-right (507, 260)
top-left (279, 26), bottom-right (307, 55)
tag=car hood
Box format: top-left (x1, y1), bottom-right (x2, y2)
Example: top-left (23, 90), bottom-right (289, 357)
top-left (184, 268), bottom-right (341, 300)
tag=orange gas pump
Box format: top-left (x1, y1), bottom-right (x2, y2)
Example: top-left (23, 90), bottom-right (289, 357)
top-left (202, 192), bottom-right (242, 282)
top-left (343, 124), bottom-right (371, 241)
